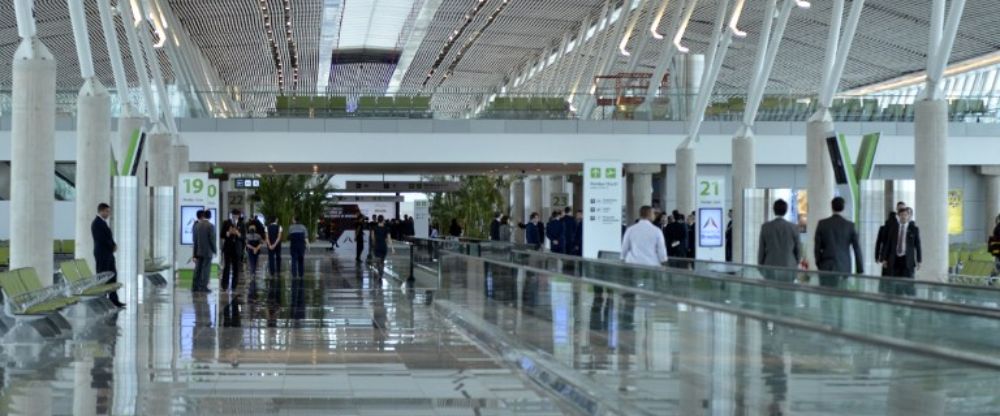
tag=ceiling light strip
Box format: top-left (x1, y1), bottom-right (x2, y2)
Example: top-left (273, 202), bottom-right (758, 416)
top-left (422, 0), bottom-right (493, 87)
top-left (436, 0), bottom-right (512, 88)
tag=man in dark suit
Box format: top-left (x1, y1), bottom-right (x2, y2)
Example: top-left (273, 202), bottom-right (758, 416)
top-left (560, 207), bottom-right (577, 256)
top-left (725, 209), bottom-right (733, 262)
top-left (881, 207), bottom-right (922, 279)
top-left (91, 203), bottom-right (125, 308)
top-left (489, 212), bottom-right (502, 241)
top-left (814, 197), bottom-right (863, 286)
top-left (664, 211), bottom-right (688, 268)
top-left (572, 210), bottom-right (583, 256)
top-left (758, 200), bottom-right (801, 278)
top-left (193, 210), bottom-right (217, 293)
top-left (546, 211), bottom-right (565, 253)
top-left (874, 211), bottom-right (897, 276)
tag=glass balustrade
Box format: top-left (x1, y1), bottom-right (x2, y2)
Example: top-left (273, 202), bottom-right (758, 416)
top-left (2, 88), bottom-right (997, 123)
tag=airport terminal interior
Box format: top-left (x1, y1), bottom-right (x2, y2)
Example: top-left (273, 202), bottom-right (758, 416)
top-left (3, 0), bottom-right (1000, 414)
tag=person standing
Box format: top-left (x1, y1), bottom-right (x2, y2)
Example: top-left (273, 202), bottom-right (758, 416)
top-left (525, 212), bottom-right (542, 249)
top-left (245, 225), bottom-right (263, 279)
top-left (546, 211), bottom-right (565, 254)
top-left (192, 210), bottom-right (217, 293)
top-left (370, 215), bottom-right (394, 278)
top-left (91, 203), bottom-right (125, 308)
top-left (991, 214), bottom-right (1000, 273)
top-left (686, 212), bottom-right (697, 259)
top-left (758, 199), bottom-right (801, 269)
top-left (354, 213), bottom-right (366, 262)
top-left (814, 197), bottom-right (863, 286)
top-left (448, 218), bottom-right (463, 238)
top-left (288, 216), bottom-right (308, 279)
top-left (572, 210), bottom-right (583, 256)
top-left (220, 209), bottom-right (243, 292)
top-left (560, 207), bottom-right (577, 255)
top-left (498, 215), bottom-right (512, 242)
top-left (664, 211), bottom-right (689, 268)
top-left (725, 209), bottom-right (733, 262)
top-left (621, 206), bottom-right (668, 267)
top-left (489, 212), bottom-right (502, 241)
top-left (266, 216), bottom-right (283, 278)
top-left (881, 207), bottom-right (922, 279)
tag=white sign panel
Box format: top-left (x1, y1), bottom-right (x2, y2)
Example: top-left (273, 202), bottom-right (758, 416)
top-left (584, 161), bottom-right (623, 259)
top-left (345, 181), bottom-right (461, 192)
top-left (696, 176), bottom-right (726, 261)
top-left (176, 172), bottom-right (213, 269)
top-left (414, 200), bottom-right (430, 238)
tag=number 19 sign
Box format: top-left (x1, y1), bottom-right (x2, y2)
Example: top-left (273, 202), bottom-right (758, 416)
top-left (696, 176), bottom-right (726, 261)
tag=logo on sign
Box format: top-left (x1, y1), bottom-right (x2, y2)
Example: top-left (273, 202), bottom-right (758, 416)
top-left (590, 168), bottom-right (601, 179)
top-left (605, 168), bottom-right (617, 179)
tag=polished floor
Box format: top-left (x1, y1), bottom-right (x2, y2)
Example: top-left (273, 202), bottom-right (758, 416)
top-left (0, 250), bottom-right (563, 415)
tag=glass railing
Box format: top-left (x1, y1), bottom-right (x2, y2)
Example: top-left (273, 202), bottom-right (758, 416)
top-left (3, 88), bottom-right (998, 123)
top-left (434, 251), bottom-right (1000, 414)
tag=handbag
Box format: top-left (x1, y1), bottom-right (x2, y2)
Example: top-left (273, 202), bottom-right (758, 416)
top-left (989, 236), bottom-right (1000, 256)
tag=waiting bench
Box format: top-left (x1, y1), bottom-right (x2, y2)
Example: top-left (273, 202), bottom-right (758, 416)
top-left (0, 267), bottom-right (79, 316)
top-left (60, 259), bottom-right (119, 297)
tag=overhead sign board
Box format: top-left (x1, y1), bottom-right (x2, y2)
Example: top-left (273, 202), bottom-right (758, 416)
top-left (345, 181), bottom-right (461, 193)
top-left (233, 178), bottom-right (260, 189)
top-left (327, 195), bottom-right (405, 203)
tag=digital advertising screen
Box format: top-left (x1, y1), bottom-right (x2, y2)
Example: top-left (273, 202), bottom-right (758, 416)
top-left (180, 206), bottom-right (218, 245)
top-left (698, 207), bottom-right (724, 248)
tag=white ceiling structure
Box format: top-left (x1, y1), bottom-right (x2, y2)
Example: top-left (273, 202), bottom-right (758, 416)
top-left (0, 0), bottom-right (997, 117)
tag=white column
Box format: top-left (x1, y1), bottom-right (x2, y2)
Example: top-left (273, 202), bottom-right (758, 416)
top-left (806, 110), bottom-right (835, 269)
top-left (627, 164), bottom-right (658, 222)
top-left (113, 176), bottom-right (139, 305)
top-left (511, 179), bottom-right (525, 242)
top-left (75, 79), bottom-right (112, 274)
top-left (569, 175), bottom-right (584, 214)
top-left (115, 116), bottom-right (145, 172)
top-left (914, 100), bottom-right (948, 281)
top-left (499, 179), bottom-right (511, 216)
top-left (146, 124), bottom-right (173, 186)
top-left (72, 356), bottom-right (97, 416)
top-left (529, 176), bottom-right (543, 219)
top-left (548, 175), bottom-right (565, 211)
top-left (10, 37), bottom-right (57, 285)
top-left (731, 131), bottom-right (755, 263)
top-left (676, 147), bottom-right (697, 215)
top-left (983, 167), bottom-right (1000, 240)
top-left (171, 144), bottom-right (190, 177)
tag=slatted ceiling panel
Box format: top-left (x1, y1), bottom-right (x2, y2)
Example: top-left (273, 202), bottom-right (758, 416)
top-left (0, 0), bottom-right (174, 90)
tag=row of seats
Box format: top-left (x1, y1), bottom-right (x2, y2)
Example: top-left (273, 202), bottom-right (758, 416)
top-left (483, 97), bottom-right (571, 119)
top-left (0, 259), bottom-right (117, 318)
top-left (950, 244), bottom-right (996, 279)
top-left (274, 95), bottom-right (432, 118)
top-left (0, 240), bottom-right (76, 269)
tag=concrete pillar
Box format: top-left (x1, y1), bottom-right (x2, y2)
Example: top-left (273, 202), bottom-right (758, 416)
top-left (676, 147), bottom-right (697, 215)
top-left (658, 164), bottom-right (670, 210)
top-left (548, 175), bottom-right (565, 211)
top-left (499, 178), bottom-right (511, 216)
top-left (0, 162), bottom-right (11, 200)
top-left (806, 111), bottom-right (835, 269)
top-left (568, 175), bottom-right (584, 214)
top-left (528, 176), bottom-right (543, 219)
top-left (10, 37), bottom-right (57, 285)
top-left (171, 144), bottom-right (190, 177)
top-left (627, 164), bottom-right (659, 222)
top-left (511, 179), bottom-right (525, 242)
top-left (146, 124), bottom-right (172, 186)
top-left (72, 356), bottom-right (97, 416)
top-left (114, 115), bottom-right (144, 174)
top-left (731, 132), bottom-right (756, 263)
top-left (980, 166), bottom-right (1000, 240)
top-left (74, 78), bottom-right (112, 275)
top-left (914, 100), bottom-right (948, 281)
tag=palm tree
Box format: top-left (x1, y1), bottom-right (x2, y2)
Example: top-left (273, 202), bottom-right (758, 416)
top-left (255, 174), bottom-right (332, 240)
top-left (430, 176), bottom-right (505, 239)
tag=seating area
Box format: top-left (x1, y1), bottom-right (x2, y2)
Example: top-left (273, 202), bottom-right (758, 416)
top-left (697, 96), bottom-right (990, 123)
top-left (59, 259), bottom-right (119, 297)
top-left (949, 244), bottom-right (998, 285)
top-left (0, 240), bottom-right (76, 271)
top-left (482, 97), bottom-right (572, 119)
top-left (0, 267), bottom-right (79, 317)
top-left (273, 95), bottom-right (432, 118)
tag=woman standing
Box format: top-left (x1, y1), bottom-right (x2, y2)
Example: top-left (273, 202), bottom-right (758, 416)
top-left (245, 225), bottom-right (263, 278)
top-left (498, 215), bottom-right (512, 242)
top-left (448, 218), bottom-right (463, 238)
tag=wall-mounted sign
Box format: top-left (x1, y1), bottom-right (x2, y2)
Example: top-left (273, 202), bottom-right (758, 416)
top-left (696, 176), bottom-right (726, 261)
top-left (583, 160), bottom-right (623, 259)
top-left (328, 195), bottom-right (404, 203)
top-left (345, 181), bottom-right (461, 193)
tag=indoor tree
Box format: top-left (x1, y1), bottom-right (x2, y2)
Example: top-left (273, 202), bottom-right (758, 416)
top-left (429, 175), bottom-right (506, 239)
top-left (254, 174), bottom-right (333, 240)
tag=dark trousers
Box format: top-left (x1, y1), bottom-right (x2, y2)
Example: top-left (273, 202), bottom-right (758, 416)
top-left (221, 250), bottom-right (240, 291)
top-left (267, 246), bottom-right (281, 277)
top-left (192, 257), bottom-right (211, 292)
top-left (355, 234), bottom-right (364, 261)
top-left (247, 250), bottom-right (260, 277)
top-left (96, 254), bottom-right (121, 305)
top-left (887, 255), bottom-right (916, 296)
top-left (290, 249), bottom-right (305, 278)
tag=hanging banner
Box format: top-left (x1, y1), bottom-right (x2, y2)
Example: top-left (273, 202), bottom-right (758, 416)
top-left (414, 200), bottom-right (430, 238)
top-left (583, 161), bottom-right (623, 259)
top-left (948, 189), bottom-right (963, 235)
top-left (696, 176), bottom-right (726, 261)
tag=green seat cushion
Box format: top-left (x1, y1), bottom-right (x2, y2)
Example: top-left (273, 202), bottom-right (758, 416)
top-left (23, 296), bottom-right (78, 315)
top-left (82, 283), bottom-right (122, 297)
top-left (60, 260), bottom-right (84, 283)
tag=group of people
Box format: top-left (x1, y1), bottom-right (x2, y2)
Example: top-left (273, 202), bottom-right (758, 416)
top-left (353, 213), bottom-right (398, 277)
top-left (492, 208), bottom-right (583, 255)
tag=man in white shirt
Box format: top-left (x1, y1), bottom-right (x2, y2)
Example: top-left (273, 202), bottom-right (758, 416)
top-left (621, 205), bottom-right (668, 267)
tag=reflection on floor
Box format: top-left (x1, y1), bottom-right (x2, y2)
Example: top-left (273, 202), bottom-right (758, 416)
top-left (0, 251), bottom-right (561, 415)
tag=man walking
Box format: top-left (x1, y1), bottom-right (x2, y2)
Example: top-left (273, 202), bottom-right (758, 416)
top-left (814, 197), bottom-right (863, 286)
top-left (881, 207), bottom-right (922, 279)
top-left (91, 203), bottom-right (125, 308)
top-left (758, 199), bottom-right (801, 277)
top-left (621, 206), bottom-right (668, 267)
top-left (288, 216), bottom-right (308, 279)
top-left (193, 210), bottom-right (217, 293)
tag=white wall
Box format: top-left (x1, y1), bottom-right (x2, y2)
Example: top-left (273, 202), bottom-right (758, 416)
top-left (0, 201), bottom-right (76, 240)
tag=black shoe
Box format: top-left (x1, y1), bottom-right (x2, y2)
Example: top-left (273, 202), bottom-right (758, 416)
top-left (114, 302), bottom-right (127, 308)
